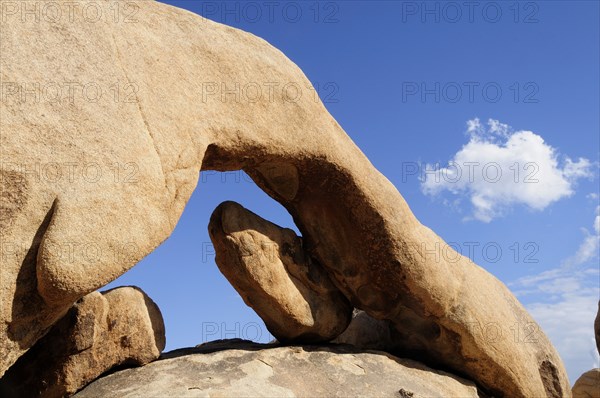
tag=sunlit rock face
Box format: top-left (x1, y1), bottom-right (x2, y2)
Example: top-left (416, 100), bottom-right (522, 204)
top-left (0, 1), bottom-right (570, 396)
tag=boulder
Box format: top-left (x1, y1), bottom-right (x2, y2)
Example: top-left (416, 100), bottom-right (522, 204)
top-left (74, 339), bottom-right (481, 398)
top-left (0, 287), bottom-right (165, 398)
top-left (209, 201), bottom-right (352, 343)
top-left (572, 369), bottom-right (600, 398)
top-left (0, 1), bottom-right (570, 396)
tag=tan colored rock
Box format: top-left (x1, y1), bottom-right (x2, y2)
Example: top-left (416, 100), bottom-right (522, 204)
top-left (74, 339), bottom-right (481, 398)
top-left (209, 201), bottom-right (352, 343)
top-left (572, 369), bottom-right (600, 398)
top-left (0, 286), bottom-right (165, 398)
top-left (0, 1), bottom-right (569, 396)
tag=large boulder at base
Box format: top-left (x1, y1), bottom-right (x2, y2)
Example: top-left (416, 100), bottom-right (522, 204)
top-left (0, 0), bottom-right (569, 396)
top-left (0, 287), bottom-right (165, 398)
top-left (208, 201), bottom-right (352, 343)
top-left (572, 369), bottom-right (600, 398)
top-left (74, 339), bottom-right (480, 398)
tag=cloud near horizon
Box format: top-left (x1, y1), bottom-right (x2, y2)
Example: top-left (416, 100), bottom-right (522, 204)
top-left (509, 206), bottom-right (600, 382)
top-left (421, 118), bottom-right (593, 222)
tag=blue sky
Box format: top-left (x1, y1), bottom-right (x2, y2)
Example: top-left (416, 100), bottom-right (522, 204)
top-left (105, 0), bottom-right (599, 384)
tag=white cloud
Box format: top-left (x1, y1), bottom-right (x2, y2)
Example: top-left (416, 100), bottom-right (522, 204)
top-left (421, 118), bottom-right (593, 222)
top-left (509, 209), bottom-right (600, 382)
top-left (562, 206), bottom-right (600, 268)
top-left (563, 158), bottom-right (594, 179)
top-left (487, 119), bottom-right (510, 137)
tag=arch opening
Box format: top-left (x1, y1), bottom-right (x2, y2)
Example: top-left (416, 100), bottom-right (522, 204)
top-left (103, 169), bottom-right (300, 351)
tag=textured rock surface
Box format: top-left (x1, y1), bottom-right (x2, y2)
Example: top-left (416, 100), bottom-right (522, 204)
top-left (74, 339), bottom-right (480, 398)
top-left (572, 369), bottom-right (600, 398)
top-left (0, 1), bottom-right (570, 396)
top-left (0, 287), bottom-right (165, 398)
top-left (209, 201), bottom-right (352, 342)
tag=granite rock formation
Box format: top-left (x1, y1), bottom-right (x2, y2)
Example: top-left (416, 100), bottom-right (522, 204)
top-left (0, 1), bottom-right (569, 396)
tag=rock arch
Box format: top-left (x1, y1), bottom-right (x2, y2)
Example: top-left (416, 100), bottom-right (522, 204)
top-left (0, 1), bottom-right (569, 396)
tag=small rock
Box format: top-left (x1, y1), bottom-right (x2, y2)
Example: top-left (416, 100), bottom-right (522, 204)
top-left (398, 388), bottom-right (414, 398)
